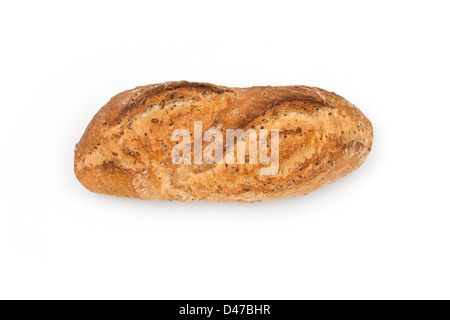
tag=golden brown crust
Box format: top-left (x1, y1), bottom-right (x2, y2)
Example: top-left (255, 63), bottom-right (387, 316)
top-left (74, 81), bottom-right (373, 202)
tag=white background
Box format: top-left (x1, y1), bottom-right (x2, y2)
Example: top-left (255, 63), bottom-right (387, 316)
top-left (1, 0), bottom-right (449, 300)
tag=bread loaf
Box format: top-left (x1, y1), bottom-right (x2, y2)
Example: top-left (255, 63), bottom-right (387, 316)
top-left (74, 81), bottom-right (373, 202)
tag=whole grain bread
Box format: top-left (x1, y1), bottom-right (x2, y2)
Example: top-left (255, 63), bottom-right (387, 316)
top-left (74, 81), bottom-right (373, 202)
